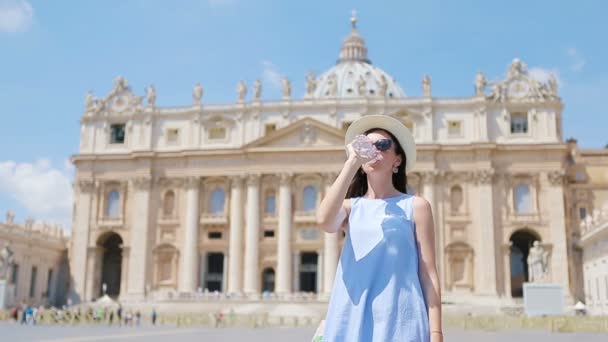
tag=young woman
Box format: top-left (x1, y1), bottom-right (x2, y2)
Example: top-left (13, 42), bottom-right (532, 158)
top-left (316, 115), bottom-right (442, 342)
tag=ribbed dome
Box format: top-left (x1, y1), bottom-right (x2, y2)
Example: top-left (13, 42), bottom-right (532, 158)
top-left (311, 14), bottom-right (406, 99)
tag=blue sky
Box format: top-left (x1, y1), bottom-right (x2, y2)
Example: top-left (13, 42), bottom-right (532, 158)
top-left (1, 0), bottom-right (607, 230)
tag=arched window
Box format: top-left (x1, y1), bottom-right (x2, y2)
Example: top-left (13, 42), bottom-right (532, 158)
top-left (450, 185), bottom-right (464, 213)
top-left (265, 191), bottom-right (276, 215)
top-left (514, 184), bottom-right (531, 213)
top-left (163, 191), bottom-right (175, 217)
top-left (106, 191), bottom-right (120, 218)
top-left (303, 186), bottom-right (317, 212)
top-left (210, 189), bottom-right (225, 214)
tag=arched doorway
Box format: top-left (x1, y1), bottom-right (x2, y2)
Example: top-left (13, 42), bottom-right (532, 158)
top-left (509, 229), bottom-right (540, 297)
top-left (98, 233), bottom-right (123, 297)
top-left (262, 267), bottom-right (275, 293)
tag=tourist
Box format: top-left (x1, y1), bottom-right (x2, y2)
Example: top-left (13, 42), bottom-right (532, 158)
top-left (116, 305), bottom-right (122, 326)
top-left (151, 308), bottom-right (157, 326)
top-left (317, 115), bottom-right (443, 342)
top-left (135, 311), bottom-right (141, 326)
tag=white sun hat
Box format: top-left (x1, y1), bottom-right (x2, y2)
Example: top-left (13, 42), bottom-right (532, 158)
top-left (344, 115), bottom-right (417, 172)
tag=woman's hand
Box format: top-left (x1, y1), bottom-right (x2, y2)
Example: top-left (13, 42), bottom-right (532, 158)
top-left (346, 138), bottom-right (382, 167)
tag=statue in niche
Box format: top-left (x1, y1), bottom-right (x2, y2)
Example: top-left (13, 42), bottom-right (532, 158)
top-left (378, 74), bottom-right (388, 97)
top-left (422, 74), bottom-right (432, 97)
top-left (475, 71), bottom-right (487, 96)
top-left (146, 85), bottom-right (156, 107)
top-left (0, 244), bottom-right (14, 280)
top-left (253, 79), bottom-right (262, 100)
top-left (305, 72), bottom-right (317, 97)
top-left (281, 77), bottom-right (291, 98)
top-left (527, 240), bottom-right (549, 283)
top-left (193, 82), bottom-right (203, 104)
top-left (357, 76), bottom-right (367, 96)
top-left (5, 210), bottom-right (15, 225)
top-left (237, 80), bottom-right (247, 102)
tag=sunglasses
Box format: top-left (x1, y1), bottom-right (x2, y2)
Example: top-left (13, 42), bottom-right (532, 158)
top-left (372, 139), bottom-right (393, 151)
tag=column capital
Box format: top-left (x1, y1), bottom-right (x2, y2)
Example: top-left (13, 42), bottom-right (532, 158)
top-left (279, 173), bottom-right (293, 186)
top-left (156, 177), bottom-right (184, 188)
top-left (547, 170), bottom-right (565, 186)
top-left (229, 174), bottom-right (245, 188)
top-left (323, 172), bottom-right (338, 185)
top-left (420, 170), bottom-right (438, 184)
top-left (131, 176), bottom-right (152, 190)
top-left (77, 179), bottom-right (96, 193)
top-left (184, 176), bottom-right (200, 189)
top-left (246, 173), bottom-right (261, 186)
top-left (473, 169), bottom-right (495, 185)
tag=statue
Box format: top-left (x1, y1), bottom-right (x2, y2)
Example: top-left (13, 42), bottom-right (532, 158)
top-left (112, 76), bottom-right (128, 96)
top-left (327, 73), bottom-right (338, 97)
top-left (357, 76), bottom-right (367, 96)
top-left (85, 90), bottom-right (95, 110)
top-left (378, 74), bottom-right (388, 97)
top-left (237, 81), bottom-right (247, 102)
top-left (529, 79), bottom-right (544, 100)
top-left (25, 217), bottom-right (33, 230)
top-left (0, 244), bottom-right (14, 280)
top-left (547, 75), bottom-right (558, 98)
top-left (422, 74), bottom-right (431, 97)
top-left (475, 71), bottom-right (487, 96)
top-left (193, 82), bottom-right (203, 105)
top-left (146, 85), bottom-right (156, 107)
top-left (305, 72), bottom-right (317, 97)
top-left (527, 241), bottom-right (549, 283)
top-left (253, 79), bottom-right (262, 100)
top-left (507, 58), bottom-right (527, 78)
top-left (5, 210), bottom-right (14, 224)
top-left (488, 82), bottom-right (505, 102)
top-left (281, 77), bottom-right (291, 98)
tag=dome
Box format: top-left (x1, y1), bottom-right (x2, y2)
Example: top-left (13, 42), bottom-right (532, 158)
top-left (311, 15), bottom-right (406, 99)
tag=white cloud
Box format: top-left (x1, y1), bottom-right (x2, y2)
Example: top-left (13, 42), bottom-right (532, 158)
top-left (0, 0), bottom-right (33, 33)
top-left (0, 158), bottom-right (74, 231)
top-left (566, 47), bottom-right (586, 72)
top-left (261, 60), bottom-right (284, 90)
top-left (529, 67), bottom-right (563, 86)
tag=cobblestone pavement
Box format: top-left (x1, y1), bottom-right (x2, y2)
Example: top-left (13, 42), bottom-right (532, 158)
top-left (1, 323), bottom-right (606, 341)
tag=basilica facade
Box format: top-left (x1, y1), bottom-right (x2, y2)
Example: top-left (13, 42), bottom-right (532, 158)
top-left (68, 19), bottom-right (607, 306)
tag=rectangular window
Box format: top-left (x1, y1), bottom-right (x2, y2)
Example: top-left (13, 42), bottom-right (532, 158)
top-left (110, 124), bottom-right (126, 144)
top-left (265, 124), bottom-right (276, 135)
top-left (447, 120), bottom-right (463, 137)
top-left (166, 128), bottom-right (179, 143)
top-left (208, 231), bottom-right (222, 239)
top-left (510, 113), bottom-right (528, 134)
top-left (29, 266), bottom-right (37, 298)
top-left (208, 127), bottom-right (226, 140)
top-left (11, 264), bottom-right (19, 286)
top-left (579, 207), bottom-right (587, 220)
top-left (264, 230), bottom-right (275, 238)
top-left (47, 268), bottom-right (53, 296)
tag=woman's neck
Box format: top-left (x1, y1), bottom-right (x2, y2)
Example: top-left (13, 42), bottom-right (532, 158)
top-left (365, 174), bottom-right (400, 199)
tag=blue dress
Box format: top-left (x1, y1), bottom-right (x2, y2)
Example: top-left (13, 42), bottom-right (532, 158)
top-left (323, 194), bottom-right (430, 342)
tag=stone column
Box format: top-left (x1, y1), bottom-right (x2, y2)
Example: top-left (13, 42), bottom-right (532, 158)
top-left (243, 174), bottom-right (261, 296)
top-left (227, 176), bottom-right (244, 294)
top-left (475, 169), bottom-right (498, 295)
top-left (546, 171), bottom-right (571, 299)
top-left (276, 173), bottom-right (292, 295)
top-left (179, 176), bottom-right (200, 293)
top-left (502, 242), bottom-right (513, 298)
top-left (422, 171), bottom-right (441, 281)
top-left (126, 176), bottom-right (152, 299)
top-left (323, 173), bottom-right (339, 297)
top-left (317, 249), bottom-right (324, 294)
top-left (70, 179), bottom-right (95, 303)
top-left (293, 250), bottom-right (300, 292)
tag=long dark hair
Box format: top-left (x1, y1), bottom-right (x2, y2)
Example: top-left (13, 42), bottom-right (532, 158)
top-left (345, 128), bottom-right (408, 199)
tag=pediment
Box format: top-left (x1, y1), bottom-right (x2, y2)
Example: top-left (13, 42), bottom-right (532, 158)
top-left (245, 117), bottom-right (345, 149)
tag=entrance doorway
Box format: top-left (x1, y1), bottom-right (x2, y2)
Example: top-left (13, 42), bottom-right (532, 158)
top-left (205, 253), bottom-right (224, 292)
top-left (262, 268), bottom-right (275, 293)
top-left (299, 252), bottom-right (318, 293)
top-left (509, 229), bottom-right (540, 297)
top-left (99, 233), bottom-right (123, 297)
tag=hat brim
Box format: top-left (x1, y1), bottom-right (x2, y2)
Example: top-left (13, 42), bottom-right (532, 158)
top-left (344, 115), bottom-right (416, 172)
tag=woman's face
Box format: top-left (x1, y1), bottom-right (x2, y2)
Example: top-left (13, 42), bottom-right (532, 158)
top-left (361, 129), bottom-right (402, 175)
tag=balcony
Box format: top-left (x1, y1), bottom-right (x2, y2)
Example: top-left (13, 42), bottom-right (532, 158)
top-left (294, 210), bottom-right (316, 224)
top-left (200, 213), bottom-right (228, 225)
top-left (97, 216), bottom-right (124, 230)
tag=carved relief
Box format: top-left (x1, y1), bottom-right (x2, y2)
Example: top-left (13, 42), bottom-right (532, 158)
top-left (547, 170), bottom-right (565, 186)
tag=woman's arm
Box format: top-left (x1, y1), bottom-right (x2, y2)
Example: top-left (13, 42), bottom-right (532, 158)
top-left (413, 196), bottom-right (443, 341)
top-left (316, 155), bottom-right (359, 233)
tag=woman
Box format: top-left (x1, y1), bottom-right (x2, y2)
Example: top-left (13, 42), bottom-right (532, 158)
top-left (316, 115), bottom-right (442, 342)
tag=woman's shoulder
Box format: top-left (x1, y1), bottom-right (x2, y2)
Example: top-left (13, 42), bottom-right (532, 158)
top-left (411, 195), bottom-right (432, 221)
